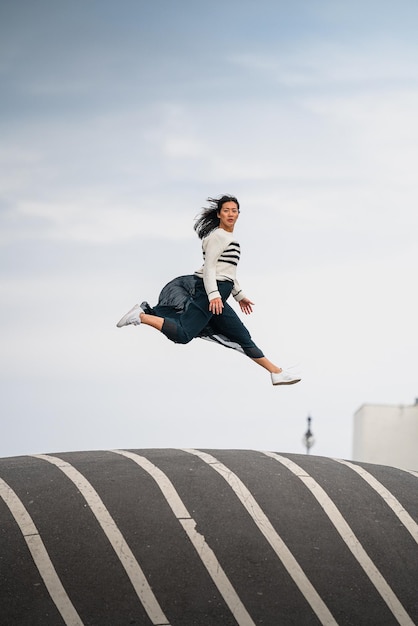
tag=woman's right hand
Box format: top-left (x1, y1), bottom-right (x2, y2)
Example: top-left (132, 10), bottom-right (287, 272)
top-left (209, 297), bottom-right (224, 315)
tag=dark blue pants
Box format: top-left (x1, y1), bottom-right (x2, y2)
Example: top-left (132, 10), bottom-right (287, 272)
top-left (154, 278), bottom-right (264, 359)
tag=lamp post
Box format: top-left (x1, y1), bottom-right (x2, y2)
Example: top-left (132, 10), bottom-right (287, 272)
top-left (303, 415), bottom-right (315, 454)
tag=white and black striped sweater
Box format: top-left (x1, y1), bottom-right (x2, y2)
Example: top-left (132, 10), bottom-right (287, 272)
top-left (194, 227), bottom-right (246, 302)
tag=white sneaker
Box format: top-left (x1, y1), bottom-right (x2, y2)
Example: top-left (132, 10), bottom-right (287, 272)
top-left (271, 369), bottom-right (301, 386)
top-left (116, 304), bottom-right (144, 328)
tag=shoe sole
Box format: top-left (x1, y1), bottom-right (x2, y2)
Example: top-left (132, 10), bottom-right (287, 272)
top-left (272, 379), bottom-right (301, 386)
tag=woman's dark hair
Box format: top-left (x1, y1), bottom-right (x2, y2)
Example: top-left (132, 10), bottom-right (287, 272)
top-left (194, 195), bottom-right (240, 239)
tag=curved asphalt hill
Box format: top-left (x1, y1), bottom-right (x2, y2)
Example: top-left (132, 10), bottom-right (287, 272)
top-left (0, 449), bottom-right (417, 626)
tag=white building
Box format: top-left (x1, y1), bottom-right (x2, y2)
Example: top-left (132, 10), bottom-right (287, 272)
top-left (353, 400), bottom-right (418, 471)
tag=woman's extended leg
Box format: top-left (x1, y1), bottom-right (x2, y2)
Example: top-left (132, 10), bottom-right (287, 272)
top-left (209, 302), bottom-right (300, 385)
top-left (211, 308), bottom-right (282, 372)
top-left (251, 356), bottom-right (282, 374)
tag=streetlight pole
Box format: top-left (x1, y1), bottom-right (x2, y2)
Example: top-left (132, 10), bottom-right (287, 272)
top-left (303, 415), bottom-right (315, 454)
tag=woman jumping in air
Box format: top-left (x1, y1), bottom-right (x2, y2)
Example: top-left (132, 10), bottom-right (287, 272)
top-left (116, 194), bottom-right (301, 386)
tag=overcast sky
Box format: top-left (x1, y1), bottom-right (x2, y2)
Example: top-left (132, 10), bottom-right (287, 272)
top-left (1, 0), bottom-right (418, 461)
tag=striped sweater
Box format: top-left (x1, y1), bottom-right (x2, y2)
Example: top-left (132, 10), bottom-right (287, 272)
top-left (194, 227), bottom-right (246, 302)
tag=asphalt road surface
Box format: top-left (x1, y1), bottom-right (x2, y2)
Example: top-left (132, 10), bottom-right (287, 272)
top-left (1, 449), bottom-right (417, 625)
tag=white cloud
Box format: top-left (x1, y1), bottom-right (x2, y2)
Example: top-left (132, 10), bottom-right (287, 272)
top-left (229, 38), bottom-right (418, 87)
top-left (7, 199), bottom-right (193, 244)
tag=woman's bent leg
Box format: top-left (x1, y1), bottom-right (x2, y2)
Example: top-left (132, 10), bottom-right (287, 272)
top-left (142, 296), bottom-right (213, 344)
top-left (140, 313), bottom-right (164, 331)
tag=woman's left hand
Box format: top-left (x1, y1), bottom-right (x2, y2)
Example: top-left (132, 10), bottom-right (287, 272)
top-left (239, 298), bottom-right (254, 315)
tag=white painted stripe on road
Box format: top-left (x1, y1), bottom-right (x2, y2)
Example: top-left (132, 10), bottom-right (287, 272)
top-left (265, 452), bottom-right (415, 626)
top-left (0, 477), bottom-right (83, 626)
top-left (335, 459), bottom-right (418, 544)
top-left (183, 448), bottom-right (337, 626)
top-left (112, 449), bottom-right (256, 626)
top-left (34, 454), bottom-right (170, 626)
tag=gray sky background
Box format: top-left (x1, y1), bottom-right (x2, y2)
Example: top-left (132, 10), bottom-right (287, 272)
top-left (1, 0), bottom-right (417, 460)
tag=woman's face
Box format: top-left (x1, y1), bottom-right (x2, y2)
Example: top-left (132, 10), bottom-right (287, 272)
top-left (217, 201), bottom-right (239, 232)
